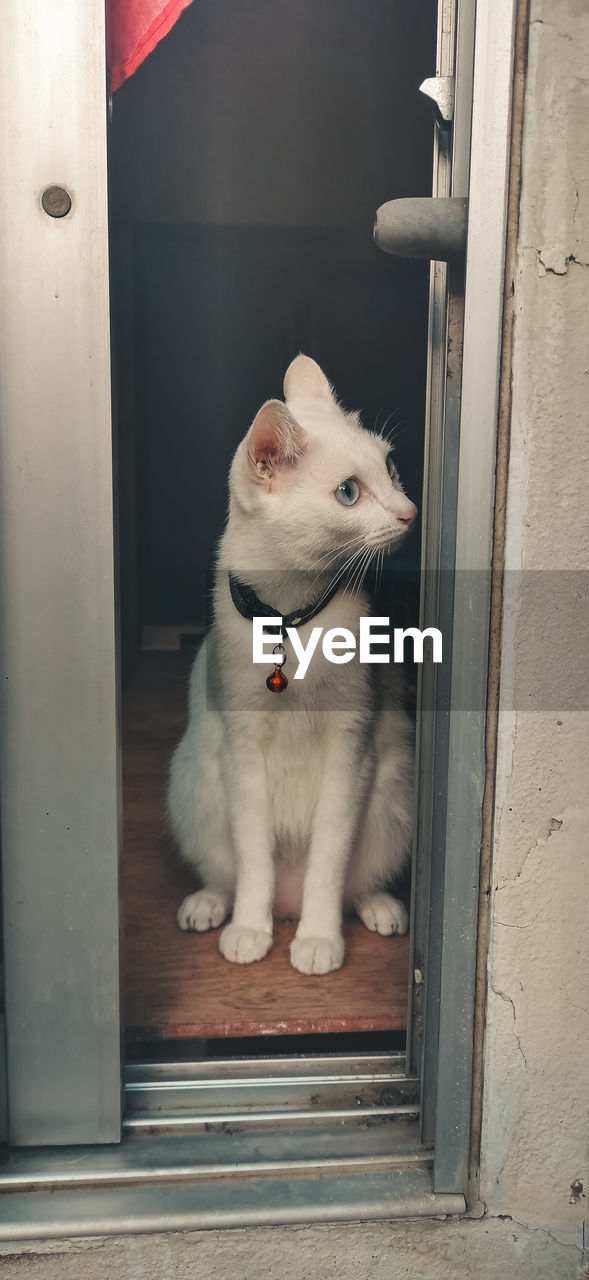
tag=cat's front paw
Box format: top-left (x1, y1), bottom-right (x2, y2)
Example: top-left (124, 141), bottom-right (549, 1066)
top-left (290, 934), bottom-right (345, 975)
top-left (219, 923), bottom-right (273, 964)
top-left (177, 890), bottom-right (230, 932)
top-left (356, 892), bottom-right (408, 936)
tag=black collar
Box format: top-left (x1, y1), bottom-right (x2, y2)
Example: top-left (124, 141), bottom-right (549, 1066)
top-left (228, 571), bottom-right (340, 635)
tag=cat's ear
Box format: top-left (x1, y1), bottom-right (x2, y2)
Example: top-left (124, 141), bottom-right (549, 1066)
top-left (246, 400), bottom-right (307, 482)
top-left (284, 354), bottom-right (333, 403)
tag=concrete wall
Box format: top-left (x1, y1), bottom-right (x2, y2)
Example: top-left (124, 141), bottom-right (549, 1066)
top-left (480, 0), bottom-right (589, 1250)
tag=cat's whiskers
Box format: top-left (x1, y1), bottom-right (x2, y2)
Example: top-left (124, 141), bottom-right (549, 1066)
top-left (377, 411), bottom-right (395, 437)
top-left (307, 535), bottom-right (369, 596)
top-left (373, 408), bottom-right (407, 450)
top-left (313, 542), bottom-right (372, 609)
top-left (312, 533), bottom-right (367, 572)
top-left (364, 546), bottom-right (380, 595)
top-left (378, 547), bottom-right (385, 587)
top-left (365, 529), bottom-right (398, 551)
top-left (318, 545), bottom-right (367, 601)
top-left (347, 545), bottom-right (374, 601)
top-left (312, 528), bottom-right (393, 611)
top-left (383, 422), bottom-right (406, 448)
top-left (358, 547), bottom-right (374, 596)
top-left (345, 550), bottom-right (364, 601)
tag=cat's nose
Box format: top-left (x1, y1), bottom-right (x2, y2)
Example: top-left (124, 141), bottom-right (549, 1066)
top-left (397, 502), bottom-right (418, 528)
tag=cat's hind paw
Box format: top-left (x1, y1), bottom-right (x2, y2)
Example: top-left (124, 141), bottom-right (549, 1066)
top-left (177, 890), bottom-right (230, 932)
top-left (290, 934), bottom-right (345, 975)
top-left (219, 923), bottom-right (273, 964)
top-left (356, 892), bottom-right (408, 936)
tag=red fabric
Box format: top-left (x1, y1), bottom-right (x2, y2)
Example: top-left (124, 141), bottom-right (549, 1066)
top-left (107, 0), bottom-right (193, 91)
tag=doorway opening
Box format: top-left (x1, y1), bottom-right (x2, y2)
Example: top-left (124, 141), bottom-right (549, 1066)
top-left (109, 0), bottom-right (437, 1059)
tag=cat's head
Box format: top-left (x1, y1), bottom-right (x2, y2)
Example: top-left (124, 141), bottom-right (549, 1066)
top-left (228, 355), bottom-right (417, 573)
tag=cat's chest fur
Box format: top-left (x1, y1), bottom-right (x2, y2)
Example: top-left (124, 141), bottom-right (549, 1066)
top-left (210, 580), bottom-right (374, 843)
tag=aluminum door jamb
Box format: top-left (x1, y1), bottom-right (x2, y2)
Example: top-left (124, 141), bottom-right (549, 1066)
top-left (432, 0), bottom-right (518, 1193)
top-left (0, 0), bottom-right (122, 1145)
top-left (412, 0), bottom-right (475, 1144)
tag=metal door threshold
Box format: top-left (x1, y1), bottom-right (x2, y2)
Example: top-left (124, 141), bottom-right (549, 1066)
top-left (124, 1052), bottom-right (418, 1127)
top-left (0, 1057), bottom-right (467, 1238)
top-left (125, 1106), bottom-right (419, 1134)
top-left (0, 1161), bottom-right (464, 1241)
top-left (1, 1121), bottom-right (426, 1192)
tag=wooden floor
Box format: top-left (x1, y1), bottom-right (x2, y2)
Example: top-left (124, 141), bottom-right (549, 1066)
top-left (123, 652), bottom-right (409, 1041)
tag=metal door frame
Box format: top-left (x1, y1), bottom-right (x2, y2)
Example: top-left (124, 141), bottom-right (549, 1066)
top-left (0, 0), bottom-right (518, 1235)
top-left (426, 0), bottom-right (518, 1193)
top-left (0, 0), bottom-right (121, 1145)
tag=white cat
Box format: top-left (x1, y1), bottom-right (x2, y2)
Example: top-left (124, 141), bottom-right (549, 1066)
top-left (167, 355), bottom-right (417, 975)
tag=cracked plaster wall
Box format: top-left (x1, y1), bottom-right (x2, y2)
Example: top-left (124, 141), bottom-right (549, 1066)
top-left (480, 0), bottom-right (589, 1251)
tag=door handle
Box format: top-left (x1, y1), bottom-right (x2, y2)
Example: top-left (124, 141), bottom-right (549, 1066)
top-left (374, 71), bottom-right (466, 262)
top-left (374, 197), bottom-right (468, 262)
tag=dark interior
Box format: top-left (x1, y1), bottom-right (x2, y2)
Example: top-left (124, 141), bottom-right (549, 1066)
top-left (109, 0), bottom-right (437, 1053)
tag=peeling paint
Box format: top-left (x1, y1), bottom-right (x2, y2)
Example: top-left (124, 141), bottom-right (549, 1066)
top-left (536, 250), bottom-right (589, 275)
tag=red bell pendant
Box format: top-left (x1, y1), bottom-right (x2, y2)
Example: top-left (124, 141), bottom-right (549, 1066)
top-left (266, 643), bottom-right (288, 692)
top-left (266, 664), bottom-right (288, 693)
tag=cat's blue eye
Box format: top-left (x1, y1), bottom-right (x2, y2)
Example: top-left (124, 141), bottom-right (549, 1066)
top-left (334, 478), bottom-right (360, 506)
top-left (386, 452), bottom-right (397, 481)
